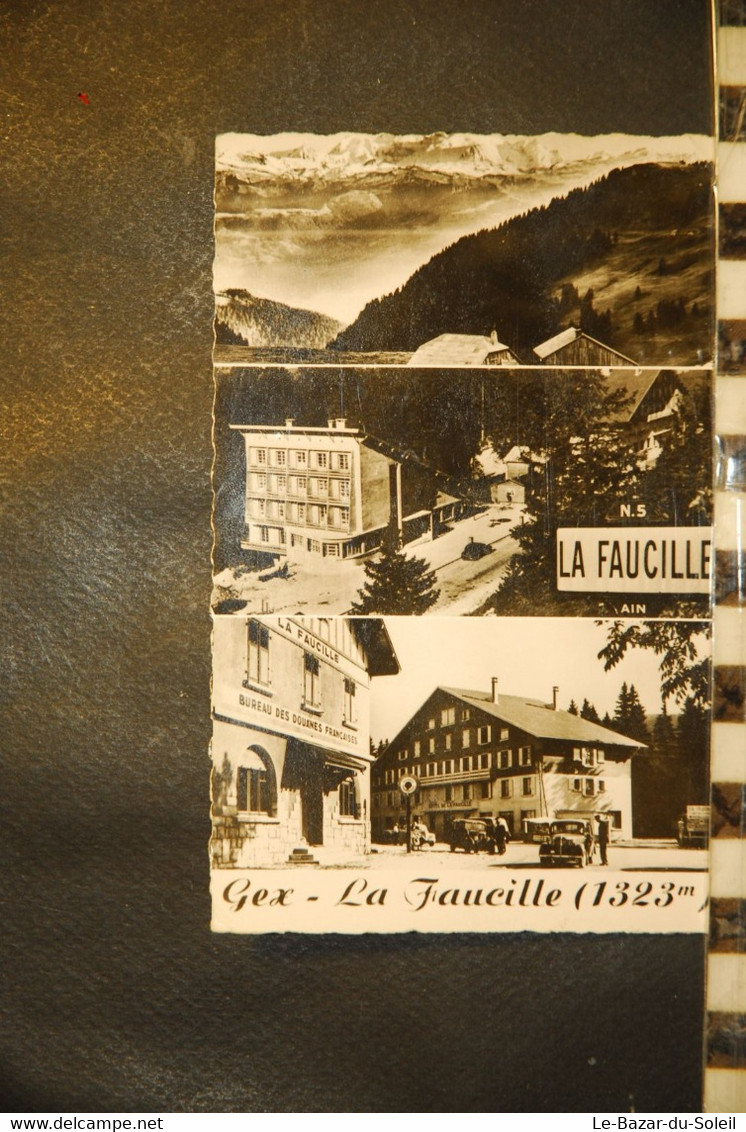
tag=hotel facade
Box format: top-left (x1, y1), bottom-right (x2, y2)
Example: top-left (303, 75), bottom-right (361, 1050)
top-left (371, 681), bottom-right (642, 843)
top-left (230, 418), bottom-right (468, 561)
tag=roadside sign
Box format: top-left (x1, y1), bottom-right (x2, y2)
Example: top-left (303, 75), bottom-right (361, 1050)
top-left (399, 775), bottom-right (418, 796)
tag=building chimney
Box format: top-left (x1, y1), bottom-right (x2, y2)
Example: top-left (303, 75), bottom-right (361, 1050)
top-left (327, 417), bottom-right (347, 430)
top-left (552, 686), bottom-right (559, 710)
top-left (285, 418), bottom-right (295, 429)
top-left (490, 329), bottom-right (498, 345)
top-left (491, 677), bottom-right (499, 704)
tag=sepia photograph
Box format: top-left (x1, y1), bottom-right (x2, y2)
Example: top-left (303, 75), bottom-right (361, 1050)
top-left (213, 131), bottom-right (715, 367)
top-left (212, 365), bottom-right (713, 618)
top-left (210, 615), bottom-right (710, 933)
top-left (2, 0), bottom-right (720, 1113)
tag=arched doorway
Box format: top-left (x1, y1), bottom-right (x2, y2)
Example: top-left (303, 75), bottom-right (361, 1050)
top-left (236, 745), bottom-right (277, 817)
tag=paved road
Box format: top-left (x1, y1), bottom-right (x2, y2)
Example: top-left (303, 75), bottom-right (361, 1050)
top-left (217, 502), bottom-right (524, 615)
top-left (362, 840), bottom-right (709, 872)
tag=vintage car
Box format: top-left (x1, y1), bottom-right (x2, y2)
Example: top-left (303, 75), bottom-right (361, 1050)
top-left (521, 817), bottom-right (552, 843)
top-left (676, 805), bottom-right (709, 848)
top-left (411, 822), bottom-right (436, 850)
top-left (382, 822), bottom-right (436, 848)
top-left (538, 819), bottom-right (593, 867)
top-left (448, 818), bottom-right (495, 853)
top-left (461, 539), bottom-right (493, 561)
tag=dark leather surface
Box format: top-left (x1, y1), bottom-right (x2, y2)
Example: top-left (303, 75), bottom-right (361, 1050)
top-left (0, 0), bottom-right (711, 1112)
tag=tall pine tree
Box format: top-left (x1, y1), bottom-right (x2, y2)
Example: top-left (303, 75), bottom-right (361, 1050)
top-left (350, 531), bottom-right (439, 615)
top-left (676, 697), bottom-right (709, 803)
top-left (488, 372), bottom-right (641, 613)
top-left (580, 698), bottom-right (601, 723)
top-left (612, 682), bottom-right (649, 743)
top-left (652, 701), bottom-right (677, 759)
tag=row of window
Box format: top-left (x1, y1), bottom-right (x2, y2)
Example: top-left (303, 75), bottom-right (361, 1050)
top-left (288, 535), bottom-right (346, 556)
top-left (248, 498), bottom-right (350, 528)
top-left (253, 525), bottom-right (285, 545)
top-left (572, 746), bottom-right (606, 767)
top-left (397, 724), bottom-right (512, 759)
top-left (250, 447), bottom-right (350, 472)
top-left (245, 620), bottom-right (357, 723)
top-left (374, 776), bottom-right (536, 808)
top-left (249, 472), bottom-right (351, 500)
top-left (375, 780), bottom-right (494, 809)
top-left (383, 747), bottom-right (532, 781)
top-left (571, 777), bottom-right (606, 796)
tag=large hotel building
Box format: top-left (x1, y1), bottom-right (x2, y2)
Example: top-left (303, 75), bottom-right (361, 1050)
top-left (371, 681), bottom-right (643, 843)
top-left (230, 417), bottom-right (468, 560)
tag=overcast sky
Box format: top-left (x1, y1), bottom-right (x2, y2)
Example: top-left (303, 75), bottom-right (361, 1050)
top-left (370, 618), bottom-right (710, 744)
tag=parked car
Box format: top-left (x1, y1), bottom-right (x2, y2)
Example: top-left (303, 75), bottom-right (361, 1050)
top-left (411, 821), bottom-right (436, 849)
top-left (521, 817), bottom-right (552, 843)
top-left (448, 818), bottom-right (495, 853)
top-left (461, 539), bottom-right (492, 560)
top-left (539, 819), bottom-right (594, 867)
top-left (381, 821), bottom-right (436, 848)
top-left (676, 805), bottom-right (709, 847)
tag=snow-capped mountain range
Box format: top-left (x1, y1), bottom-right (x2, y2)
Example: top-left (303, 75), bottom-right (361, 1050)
top-left (216, 130), bottom-right (713, 187)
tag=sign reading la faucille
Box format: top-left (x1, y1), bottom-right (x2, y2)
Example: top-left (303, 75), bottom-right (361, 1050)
top-left (556, 527), bottom-right (712, 594)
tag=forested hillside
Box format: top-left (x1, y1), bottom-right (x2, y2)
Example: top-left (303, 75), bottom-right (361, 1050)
top-left (329, 163), bottom-right (713, 362)
top-left (215, 289), bottom-right (344, 348)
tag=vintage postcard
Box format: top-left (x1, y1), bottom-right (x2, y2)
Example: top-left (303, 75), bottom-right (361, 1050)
top-left (211, 615), bottom-right (710, 934)
top-left (211, 122), bottom-right (715, 935)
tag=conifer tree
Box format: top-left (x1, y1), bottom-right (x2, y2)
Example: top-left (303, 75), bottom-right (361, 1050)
top-left (676, 697), bottom-right (709, 802)
top-left (613, 682), bottom-right (649, 743)
top-left (350, 530), bottom-right (439, 615)
top-left (580, 698), bottom-right (601, 724)
top-left (489, 372), bottom-right (641, 612)
top-left (652, 701), bottom-right (677, 758)
top-left (567, 699), bottom-right (579, 715)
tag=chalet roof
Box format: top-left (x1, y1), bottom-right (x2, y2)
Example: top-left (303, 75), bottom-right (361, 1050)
top-left (360, 435), bottom-right (468, 501)
top-left (473, 443), bottom-right (506, 479)
top-left (360, 434), bottom-right (425, 465)
top-left (600, 370), bottom-right (661, 422)
top-left (533, 326), bottom-right (637, 365)
top-left (438, 686), bottom-right (644, 749)
top-left (349, 618), bottom-right (400, 677)
top-left (599, 369), bottom-right (688, 424)
top-left (434, 490), bottom-right (460, 506)
top-left (407, 333), bottom-right (516, 367)
top-left (503, 443), bottom-right (546, 465)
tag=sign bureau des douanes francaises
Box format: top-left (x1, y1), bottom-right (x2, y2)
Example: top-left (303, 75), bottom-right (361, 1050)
top-left (556, 527), bottom-right (713, 594)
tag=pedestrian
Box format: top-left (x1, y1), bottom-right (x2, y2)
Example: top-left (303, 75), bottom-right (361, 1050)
top-left (496, 816), bottom-right (510, 856)
top-left (484, 816), bottom-right (498, 854)
top-left (595, 815), bottom-right (610, 866)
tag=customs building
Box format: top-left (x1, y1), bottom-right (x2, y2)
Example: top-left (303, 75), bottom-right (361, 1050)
top-left (212, 614), bottom-right (399, 867)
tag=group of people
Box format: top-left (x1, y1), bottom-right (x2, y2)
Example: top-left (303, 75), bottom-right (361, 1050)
top-left (483, 815), bottom-right (511, 855)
